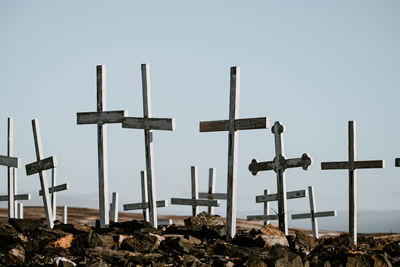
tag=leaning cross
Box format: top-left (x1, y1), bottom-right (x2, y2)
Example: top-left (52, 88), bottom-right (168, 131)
top-left (198, 168), bottom-right (227, 215)
top-left (249, 121), bottom-right (312, 235)
top-left (77, 65), bottom-right (128, 228)
top-left (38, 168), bottom-right (69, 222)
top-left (200, 66), bottom-right (269, 240)
top-left (25, 119), bottom-right (56, 228)
top-left (247, 188), bottom-right (307, 226)
top-left (291, 186), bottom-right (336, 239)
top-left (171, 166), bottom-right (219, 215)
top-left (121, 64), bottom-right (175, 228)
top-left (0, 118), bottom-right (22, 219)
top-left (123, 171), bottom-right (168, 222)
top-left (321, 121), bottom-right (384, 245)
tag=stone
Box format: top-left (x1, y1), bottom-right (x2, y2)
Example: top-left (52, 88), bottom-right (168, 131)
top-left (233, 225), bottom-right (289, 248)
top-left (295, 231), bottom-right (319, 252)
top-left (1, 244), bottom-right (25, 265)
top-left (54, 257), bottom-right (77, 267)
top-left (160, 236), bottom-right (199, 253)
top-left (346, 254), bottom-right (371, 267)
top-left (110, 220), bottom-right (151, 234)
top-left (120, 232), bottom-right (161, 252)
top-left (184, 211), bottom-right (225, 227)
top-left (44, 233), bottom-right (74, 249)
top-left (8, 218), bottom-right (47, 232)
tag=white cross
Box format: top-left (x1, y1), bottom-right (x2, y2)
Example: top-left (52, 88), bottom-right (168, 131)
top-left (0, 118), bottom-right (22, 219)
top-left (198, 168), bottom-right (227, 215)
top-left (247, 189), bottom-right (307, 225)
top-left (199, 66), bottom-right (269, 241)
top-left (321, 121), bottom-right (384, 245)
top-left (109, 192), bottom-right (119, 222)
top-left (249, 121), bottom-right (312, 235)
top-left (25, 119), bottom-right (56, 228)
top-left (77, 65), bottom-right (128, 228)
top-left (171, 166), bottom-right (219, 215)
top-left (291, 186), bottom-right (337, 239)
top-left (123, 170), bottom-right (168, 221)
top-left (121, 64), bottom-right (175, 228)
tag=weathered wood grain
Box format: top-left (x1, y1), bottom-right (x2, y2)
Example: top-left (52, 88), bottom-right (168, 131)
top-left (255, 189), bottom-right (307, 203)
top-left (292, 210), bottom-right (336, 220)
top-left (247, 214), bottom-right (278, 221)
top-left (110, 192), bottom-right (119, 222)
top-left (0, 155), bottom-right (21, 168)
top-left (122, 117), bottom-right (175, 131)
top-left (25, 156), bottom-right (57, 175)
top-left (123, 200), bottom-right (167, 211)
top-left (77, 111), bottom-right (127, 124)
top-left (39, 183), bottom-right (69, 195)
top-left (198, 192), bottom-right (228, 200)
top-left (171, 198), bottom-right (219, 207)
top-left (0, 193), bottom-right (31, 201)
top-left (200, 117), bottom-right (269, 132)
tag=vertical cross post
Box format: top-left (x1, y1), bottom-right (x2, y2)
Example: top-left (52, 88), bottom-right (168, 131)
top-left (8, 118), bottom-right (14, 218)
top-left (207, 168), bottom-right (216, 214)
top-left (62, 206), bottom-right (67, 224)
top-left (321, 121), bottom-right (384, 245)
top-left (110, 192), bottom-right (119, 222)
top-left (263, 189), bottom-right (269, 226)
top-left (18, 203), bottom-right (23, 219)
top-left (191, 166), bottom-right (198, 216)
top-left (51, 168), bottom-right (57, 219)
top-left (141, 171), bottom-right (149, 221)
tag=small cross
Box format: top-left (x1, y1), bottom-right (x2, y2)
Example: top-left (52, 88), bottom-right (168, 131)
top-left (321, 121), bottom-right (384, 245)
top-left (249, 121), bottom-right (312, 235)
top-left (25, 119), bottom-right (56, 228)
top-left (123, 170), bottom-right (168, 221)
top-left (199, 66), bottom-right (270, 240)
top-left (198, 168), bottom-right (227, 215)
top-left (171, 166), bottom-right (219, 215)
top-left (291, 186), bottom-right (336, 239)
top-left (109, 192), bottom-right (119, 222)
top-left (121, 64), bottom-right (175, 228)
top-left (77, 65), bottom-right (128, 228)
top-left (247, 188), bottom-right (307, 226)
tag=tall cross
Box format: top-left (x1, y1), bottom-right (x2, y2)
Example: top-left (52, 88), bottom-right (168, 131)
top-left (25, 119), bottom-right (57, 228)
top-left (249, 121), bottom-right (312, 235)
top-left (199, 66), bottom-right (269, 240)
top-left (198, 168), bottom-right (227, 215)
top-left (121, 64), bottom-right (175, 228)
top-left (291, 186), bottom-right (336, 239)
top-left (77, 65), bottom-right (128, 228)
top-left (0, 118), bottom-right (22, 219)
top-left (321, 121), bottom-right (384, 245)
top-left (171, 166), bottom-right (219, 215)
top-left (123, 170), bottom-right (168, 221)
top-left (247, 188), bottom-right (307, 225)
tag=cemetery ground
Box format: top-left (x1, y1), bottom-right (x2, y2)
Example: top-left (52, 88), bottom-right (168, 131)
top-left (0, 207), bottom-right (399, 266)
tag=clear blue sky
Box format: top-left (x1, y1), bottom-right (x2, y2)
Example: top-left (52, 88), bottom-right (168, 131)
top-left (0, 1), bottom-right (399, 231)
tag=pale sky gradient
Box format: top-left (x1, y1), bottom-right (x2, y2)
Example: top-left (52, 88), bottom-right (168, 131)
top-left (0, 1), bottom-right (399, 231)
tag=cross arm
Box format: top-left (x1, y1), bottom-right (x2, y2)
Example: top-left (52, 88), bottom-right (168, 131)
top-left (122, 117), bottom-right (175, 131)
top-left (285, 153), bottom-right (313, 170)
top-left (248, 159), bottom-right (273, 176)
top-left (123, 200), bottom-right (168, 211)
top-left (25, 156), bottom-right (57, 176)
top-left (354, 160), bottom-right (384, 169)
top-left (198, 192), bottom-right (227, 200)
top-left (291, 210), bottom-right (336, 220)
top-left (171, 198), bottom-right (219, 207)
top-left (321, 160), bottom-right (384, 170)
top-left (0, 155), bottom-right (21, 168)
top-left (39, 183), bottom-right (69, 195)
top-left (256, 189), bottom-right (307, 203)
top-left (0, 193), bottom-right (31, 201)
top-left (199, 117), bottom-right (269, 132)
top-left (77, 111), bottom-right (128, 125)
top-left (247, 214), bottom-right (278, 221)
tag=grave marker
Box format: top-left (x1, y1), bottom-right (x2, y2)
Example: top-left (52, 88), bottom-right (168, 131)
top-left (171, 166), bottom-right (219, 215)
top-left (121, 64), bottom-right (175, 228)
top-left (247, 189), bottom-right (307, 225)
top-left (321, 121), bottom-right (384, 245)
top-left (110, 192), bottom-right (119, 222)
top-left (25, 119), bottom-right (56, 228)
top-left (62, 206), bottom-right (67, 224)
top-left (200, 66), bottom-right (270, 240)
top-left (249, 121), bottom-right (312, 235)
top-left (291, 186), bottom-right (336, 239)
top-left (198, 168), bottom-right (227, 214)
top-left (123, 171), bottom-right (168, 221)
top-left (77, 65), bottom-right (128, 228)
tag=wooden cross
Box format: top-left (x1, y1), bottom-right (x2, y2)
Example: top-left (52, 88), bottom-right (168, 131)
top-left (62, 205), bottom-right (67, 224)
top-left (123, 171), bottom-right (168, 222)
top-left (248, 121), bottom-right (312, 235)
top-left (109, 192), bottom-right (119, 222)
top-left (77, 65), bottom-right (128, 228)
top-left (38, 170), bottom-right (69, 222)
top-left (198, 168), bottom-right (227, 215)
top-left (247, 188), bottom-right (307, 225)
top-left (0, 118), bottom-right (22, 219)
top-left (121, 64), bottom-right (175, 228)
top-left (199, 66), bottom-right (269, 240)
top-left (17, 203), bottom-right (23, 219)
top-left (25, 119), bottom-right (57, 228)
top-left (171, 166), bottom-right (219, 215)
top-left (291, 186), bottom-right (336, 239)
top-left (321, 121), bottom-right (384, 245)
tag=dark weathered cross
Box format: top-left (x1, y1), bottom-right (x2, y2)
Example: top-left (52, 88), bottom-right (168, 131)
top-left (247, 188), bottom-right (307, 226)
top-left (25, 119), bottom-right (57, 228)
top-left (249, 121), bottom-right (312, 235)
top-left (77, 65), bottom-right (128, 228)
top-left (123, 170), bottom-right (168, 222)
top-left (0, 118), bottom-right (22, 219)
top-left (198, 168), bottom-right (227, 215)
top-left (199, 66), bottom-right (270, 240)
top-left (321, 121), bottom-right (384, 245)
top-left (291, 186), bottom-right (336, 239)
top-left (121, 64), bottom-right (175, 228)
top-left (171, 166), bottom-right (219, 215)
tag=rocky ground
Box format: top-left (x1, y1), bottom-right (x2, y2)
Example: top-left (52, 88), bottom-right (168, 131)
top-left (0, 208), bottom-right (399, 266)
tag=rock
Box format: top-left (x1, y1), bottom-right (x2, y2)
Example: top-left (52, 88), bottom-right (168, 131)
top-left (184, 211), bottom-right (225, 227)
top-left (257, 225), bottom-right (289, 247)
top-left (97, 234), bottom-right (117, 249)
top-left (44, 233), bottom-right (74, 249)
top-left (371, 253), bottom-right (392, 267)
top-left (295, 231), bottom-right (319, 252)
top-left (160, 236), bottom-right (199, 253)
top-left (233, 226), bottom-right (289, 248)
top-left (1, 244), bottom-right (25, 265)
top-left (274, 253), bottom-right (304, 267)
top-left (54, 256), bottom-right (77, 267)
top-left (110, 220), bottom-right (151, 234)
top-left (8, 218), bottom-right (47, 232)
top-left (120, 232), bottom-right (161, 252)
top-left (0, 223), bottom-right (19, 247)
top-left (346, 254), bottom-right (372, 267)
top-left (245, 258), bottom-right (268, 267)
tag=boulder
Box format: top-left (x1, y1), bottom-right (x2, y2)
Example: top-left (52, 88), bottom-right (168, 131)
top-left (0, 244), bottom-right (25, 265)
top-left (120, 232), bottom-right (161, 252)
top-left (8, 218), bottom-right (47, 232)
top-left (295, 231), bottom-right (319, 252)
top-left (184, 211), bottom-right (225, 227)
top-left (233, 225), bottom-right (288, 248)
top-left (160, 235), bottom-right (200, 253)
top-left (110, 220), bottom-right (151, 234)
top-left (44, 233), bottom-right (74, 249)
